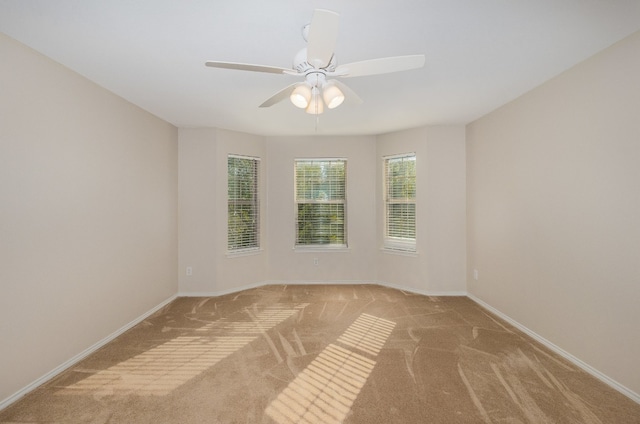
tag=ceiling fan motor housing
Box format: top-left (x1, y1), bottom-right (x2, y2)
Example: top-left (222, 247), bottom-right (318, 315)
top-left (293, 48), bottom-right (337, 75)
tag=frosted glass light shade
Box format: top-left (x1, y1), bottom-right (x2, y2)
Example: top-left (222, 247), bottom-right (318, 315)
top-left (290, 84), bottom-right (311, 108)
top-left (322, 81), bottom-right (345, 109)
top-left (305, 87), bottom-right (324, 115)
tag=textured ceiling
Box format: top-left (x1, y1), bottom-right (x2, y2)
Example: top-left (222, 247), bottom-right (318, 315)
top-left (1, 0), bottom-right (640, 136)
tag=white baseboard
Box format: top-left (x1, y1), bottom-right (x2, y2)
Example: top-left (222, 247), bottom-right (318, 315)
top-left (179, 280), bottom-right (384, 297)
top-left (178, 280), bottom-right (267, 298)
top-left (0, 294), bottom-right (178, 412)
top-left (467, 293), bottom-right (640, 404)
top-left (377, 280), bottom-right (467, 297)
top-left (263, 279), bottom-right (377, 286)
top-left (180, 280), bottom-right (468, 298)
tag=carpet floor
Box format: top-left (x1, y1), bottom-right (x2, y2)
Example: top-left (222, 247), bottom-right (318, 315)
top-left (1, 284), bottom-right (639, 423)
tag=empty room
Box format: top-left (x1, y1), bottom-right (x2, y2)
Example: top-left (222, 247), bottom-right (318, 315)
top-left (1, 1), bottom-right (639, 423)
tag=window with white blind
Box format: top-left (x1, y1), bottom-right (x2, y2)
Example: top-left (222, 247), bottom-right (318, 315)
top-left (295, 159), bottom-right (347, 247)
top-left (228, 155), bottom-right (260, 252)
top-left (383, 153), bottom-right (416, 251)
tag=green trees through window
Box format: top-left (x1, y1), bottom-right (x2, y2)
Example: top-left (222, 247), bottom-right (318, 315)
top-left (228, 155), bottom-right (260, 252)
top-left (295, 159), bottom-right (346, 246)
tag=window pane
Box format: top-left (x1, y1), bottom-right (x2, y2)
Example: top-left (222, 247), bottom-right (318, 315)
top-left (228, 156), bottom-right (259, 251)
top-left (386, 203), bottom-right (416, 239)
top-left (296, 204), bottom-right (345, 245)
top-left (295, 160), bottom-right (345, 201)
top-left (295, 159), bottom-right (346, 247)
top-left (228, 157), bottom-right (257, 200)
top-left (228, 203), bottom-right (258, 250)
top-left (384, 154), bottom-right (416, 250)
top-left (387, 156), bottom-right (416, 200)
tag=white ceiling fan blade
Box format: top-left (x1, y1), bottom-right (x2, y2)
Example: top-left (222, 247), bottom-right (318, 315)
top-left (334, 55), bottom-right (426, 78)
top-left (205, 61), bottom-right (292, 74)
top-left (307, 9), bottom-right (340, 69)
top-left (332, 80), bottom-right (363, 105)
top-left (259, 83), bottom-right (298, 108)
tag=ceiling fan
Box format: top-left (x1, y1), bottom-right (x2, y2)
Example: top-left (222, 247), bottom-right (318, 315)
top-left (205, 9), bottom-right (425, 115)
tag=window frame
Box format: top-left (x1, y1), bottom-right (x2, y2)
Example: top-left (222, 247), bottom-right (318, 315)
top-left (294, 158), bottom-right (348, 249)
top-left (383, 153), bottom-right (417, 252)
top-left (227, 154), bottom-right (260, 254)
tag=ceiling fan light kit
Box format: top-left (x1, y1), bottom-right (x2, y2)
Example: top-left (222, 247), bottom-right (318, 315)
top-left (290, 73), bottom-right (344, 111)
top-left (205, 9), bottom-right (425, 116)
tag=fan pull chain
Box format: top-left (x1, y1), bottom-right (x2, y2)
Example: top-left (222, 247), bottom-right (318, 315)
top-left (314, 73), bottom-right (320, 131)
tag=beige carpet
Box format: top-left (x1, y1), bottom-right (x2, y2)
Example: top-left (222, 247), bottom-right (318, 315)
top-left (1, 284), bottom-right (639, 423)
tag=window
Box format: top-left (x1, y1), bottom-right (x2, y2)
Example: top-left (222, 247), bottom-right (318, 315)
top-left (295, 159), bottom-right (347, 247)
top-left (228, 155), bottom-right (260, 252)
top-left (383, 153), bottom-right (416, 251)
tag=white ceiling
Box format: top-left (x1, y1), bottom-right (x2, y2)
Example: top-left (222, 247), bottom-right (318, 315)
top-left (1, 0), bottom-right (640, 136)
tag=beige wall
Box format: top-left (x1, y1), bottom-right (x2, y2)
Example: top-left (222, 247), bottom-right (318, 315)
top-left (0, 34), bottom-right (178, 404)
top-left (265, 135), bottom-right (378, 283)
top-left (376, 126), bottom-right (467, 294)
top-left (467, 31), bottom-right (640, 396)
top-left (178, 128), bottom-right (267, 294)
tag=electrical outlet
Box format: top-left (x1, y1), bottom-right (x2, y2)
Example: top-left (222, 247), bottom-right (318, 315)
top-left (473, 269), bottom-right (479, 281)
top-left (186, 266), bottom-right (193, 276)
top-left (313, 258), bottom-right (319, 266)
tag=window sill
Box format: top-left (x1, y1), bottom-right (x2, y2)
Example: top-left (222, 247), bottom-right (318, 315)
top-left (294, 246), bottom-right (350, 253)
top-left (226, 248), bottom-right (263, 258)
top-left (380, 247), bottom-right (418, 257)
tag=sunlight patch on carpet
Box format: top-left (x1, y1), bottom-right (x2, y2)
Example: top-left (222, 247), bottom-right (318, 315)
top-left (57, 304), bottom-right (309, 396)
top-left (265, 314), bottom-right (395, 424)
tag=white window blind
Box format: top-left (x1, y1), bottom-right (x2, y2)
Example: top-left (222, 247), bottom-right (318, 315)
top-left (228, 155), bottom-right (260, 252)
top-left (295, 159), bottom-right (347, 247)
top-left (384, 153), bottom-right (416, 251)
